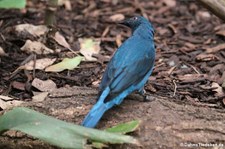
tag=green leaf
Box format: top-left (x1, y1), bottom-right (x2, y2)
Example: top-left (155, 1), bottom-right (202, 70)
top-left (105, 120), bottom-right (141, 134)
top-left (0, 0), bottom-right (26, 9)
top-left (93, 120), bottom-right (141, 148)
top-left (0, 107), bottom-right (139, 149)
top-left (45, 56), bottom-right (84, 72)
top-left (92, 142), bottom-right (108, 149)
top-left (79, 38), bottom-right (101, 61)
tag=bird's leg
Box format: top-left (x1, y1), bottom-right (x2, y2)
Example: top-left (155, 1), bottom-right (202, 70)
top-left (127, 88), bottom-right (154, 102)
top-left (138, 87), bottom-right (146, 95)
top-left (138, 88), bottom-right (153, 102)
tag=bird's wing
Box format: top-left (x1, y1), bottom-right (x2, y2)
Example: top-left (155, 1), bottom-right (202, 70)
top-left (99, 38), bottom-right (155, 102)
top-left (109, 56), bottom-right (154, 93)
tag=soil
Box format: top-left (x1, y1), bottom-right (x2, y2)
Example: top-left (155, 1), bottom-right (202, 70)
top-left (0, 0), bottom-right (225, 148)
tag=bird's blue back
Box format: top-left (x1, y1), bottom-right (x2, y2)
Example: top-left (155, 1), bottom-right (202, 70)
top-left (100, 36), bottom-right (155, 101)
top-left (82, 16), bottom-right (155, 127)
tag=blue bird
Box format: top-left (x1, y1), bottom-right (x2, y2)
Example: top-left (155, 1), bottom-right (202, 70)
top-left (82, 16), bottom-right (155, 128)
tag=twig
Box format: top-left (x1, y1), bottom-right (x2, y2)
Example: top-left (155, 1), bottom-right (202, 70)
top-left (10, 54), bottom-right (35, 79)
top-left (32, 54), bottom-right (36, 79)
top-left (172, 80), bottom-right (177, 97)
top-left (186, 63), bottom-right (201, 74)
top-left (198, 0), bottom-right (225, 21)
top-left (167, 65), bottom-right (177, 75)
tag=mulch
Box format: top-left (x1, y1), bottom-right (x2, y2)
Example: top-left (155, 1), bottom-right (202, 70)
top-left (0, 0), bottom-right (225, 109)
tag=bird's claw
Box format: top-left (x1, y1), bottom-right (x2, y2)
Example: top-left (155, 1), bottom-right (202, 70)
top-left (143, 94), bottom-right (155, 102)
top-left (127, 89), bottom-right (155, 102)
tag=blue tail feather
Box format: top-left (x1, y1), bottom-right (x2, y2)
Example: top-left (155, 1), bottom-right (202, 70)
top-left (82, 87), bottom-right (111, 128)
top-left (82, 102), bottom-right (109, 128)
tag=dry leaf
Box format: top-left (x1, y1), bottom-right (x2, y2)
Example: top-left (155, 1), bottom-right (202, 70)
top-left (15, 24), bottom-right (48, 37)
top-left (53, 32), bottom-right (71, 49)
top-left (157, 27), bottom-right (169, 36)
top-left (12, 81), bottom-right (25, 91)
top-left (0, 95), bottom-right (13, 101)
top-left (92, 80), bottom-right (100, 86)
top-left (116, 34), bottom-right (122, 47)
top-left (32, 78), bottom-right (57, 92)
top-left (211, 82), bottom-right (225, 97)
top-left (32, 92), bottom-right (49, 102)
top-left (0, 46), bottom-right (6, 56)
top-left (58, 0), bottom-right (71, 10)
top-left (24, 58), bottom-right (56, 70)
top-left (0, 99), bottom-right (24, 110)
top-left (163, 0), bottom-right (176, 7)
top-left (223, 98), bottom-right (225, 106)
top-left (79, 38), bottom-right (101, 61)
top-left (216, 30), bottom-right (225, 37)
top-left (196, 11), bottom-right (211, 21)
top-left (206, 43), bottom-right (225, 53)
top-left (184, 42), bottom-right (196, 49)
top-left (168, 24), bottom-right (177, 34)
top-left (21, 40), bottom-right (54, 54)
top-left (109, 14), bottom-right (125, 22)
top-left (177, 74), bottom-right (207, 83)
top-left (196, 53), bottom-right (218, 61)
top-left (102, 26), bottom-right (110, 37)
top-left (45, 56), bottom-right (84, 72)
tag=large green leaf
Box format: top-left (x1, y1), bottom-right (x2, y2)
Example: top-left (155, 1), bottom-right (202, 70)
top-left (0, 0), bottom-right (26, 9)
top-left (0, 107), bottom-right (139, 149)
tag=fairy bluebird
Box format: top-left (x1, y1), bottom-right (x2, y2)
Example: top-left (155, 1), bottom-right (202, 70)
top-left (82, 16), bottom-right (155, 128)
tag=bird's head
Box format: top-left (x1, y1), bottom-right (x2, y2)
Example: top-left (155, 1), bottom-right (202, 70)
top-left (119, 16), bottom-right (154, 36)
top-left (119, 16), bottom-right (151, 29)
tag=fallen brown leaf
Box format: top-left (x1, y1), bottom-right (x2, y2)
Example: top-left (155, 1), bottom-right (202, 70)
top-left (206, 43), bottom-right (225, 53)
top-left (0, 95), bottom-right (13, 101)
top-left (12, 81), bottom-right (25, 91)
top-left (116, 34), bottom-right (122, 47)
top-left (32, 92), bottom-right (49, 102)
top-left (109, 14), bottom-right (125, 22)
top-left (162, 0), bottom-right (176, 7)
top-left (211, 82), bottom-right (225, 97)
top-left (196, 53), bottom-right (218, 61)
top-left (53, 32), bottom-right (71, 49)
top-left (0, 99), bottom-right (24, 110)
top-left (15, 24), bottom-right (48, 37)
top-left (216, 30), bottom-right (225, 37)
top-left (0, 46), bottom-right (6, 56)
top-left (177, 74), bottom-right (207, 83)
top-left (21, 40), bottom-right (54, 54)
top-left (32, 78), bottom-right (57, 92)
top-left (24, 58), bottom-right (56, 70)
top-left (58, 0), bottom-right (72, 10)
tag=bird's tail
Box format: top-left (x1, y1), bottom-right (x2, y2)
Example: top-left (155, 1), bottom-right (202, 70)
top-left (82, 101), bottom-right (109, 128)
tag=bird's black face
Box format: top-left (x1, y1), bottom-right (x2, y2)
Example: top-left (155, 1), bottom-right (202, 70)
top-left (119, 16), bottom-right (141, 29)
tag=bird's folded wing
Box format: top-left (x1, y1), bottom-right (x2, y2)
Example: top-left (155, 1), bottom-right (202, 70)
top-left (103, 56), bottom-right (154, 102)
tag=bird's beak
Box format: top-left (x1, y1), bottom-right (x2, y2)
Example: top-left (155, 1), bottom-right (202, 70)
top-left (118, 19), bottom-right (130, 27)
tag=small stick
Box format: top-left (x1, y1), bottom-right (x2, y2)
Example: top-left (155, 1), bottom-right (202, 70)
top-left (172, 80), bottom-right (177, 97)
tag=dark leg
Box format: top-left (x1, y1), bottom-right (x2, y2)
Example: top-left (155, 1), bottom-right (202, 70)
top-left (139, 88), bottom-right (155, 102)
top-left (127, 88), bottom-right (155, 102)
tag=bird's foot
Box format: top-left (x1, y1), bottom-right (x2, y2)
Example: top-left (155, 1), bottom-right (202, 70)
top-left (127, 90), bottom-right (155, 102)
top-left (143, 94), bottom-right (155, 102)
top-left (138, 88), bottom-right (155, 102)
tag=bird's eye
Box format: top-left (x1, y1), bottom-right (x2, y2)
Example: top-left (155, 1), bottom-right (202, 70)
top-left (133, 17), bottom-right (138, 20)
